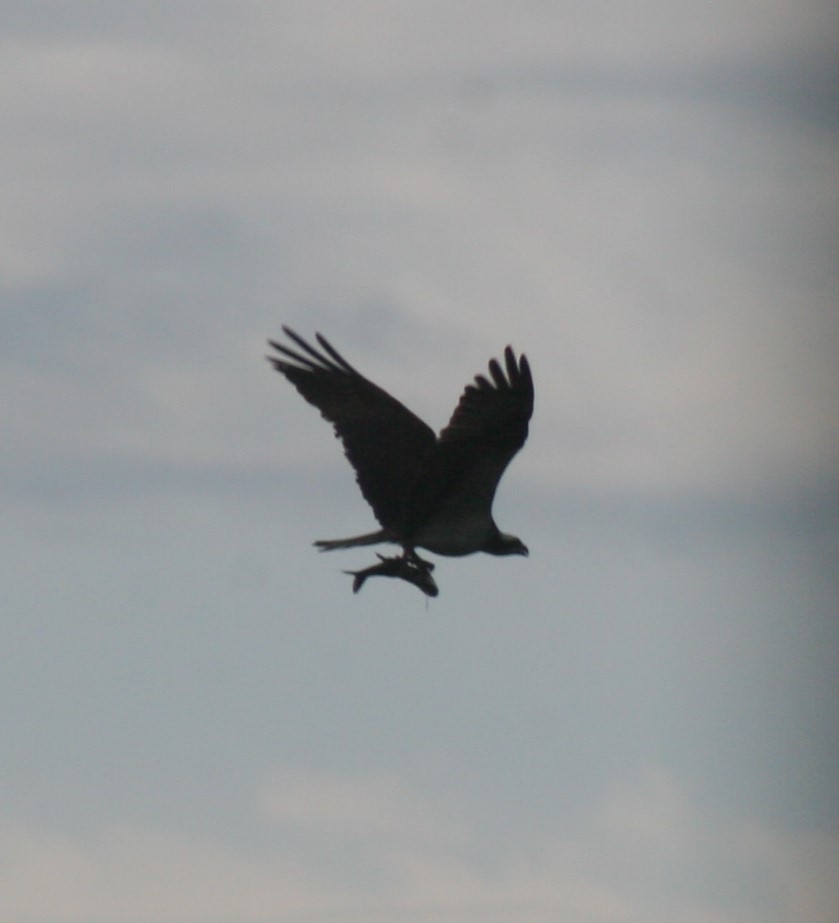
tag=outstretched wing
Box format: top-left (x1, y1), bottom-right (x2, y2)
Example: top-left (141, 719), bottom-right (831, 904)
top-left (407, 346), bottom-right (533, 533)
top-left (267, 327), bottom-right (436, 530)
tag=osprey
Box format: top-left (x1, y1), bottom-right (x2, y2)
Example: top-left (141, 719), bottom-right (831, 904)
top-left (267, 327), bottom-right (533, 595)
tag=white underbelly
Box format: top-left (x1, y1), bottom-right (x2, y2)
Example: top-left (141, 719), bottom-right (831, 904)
top-left (414, 514), bottom-right (490, 556)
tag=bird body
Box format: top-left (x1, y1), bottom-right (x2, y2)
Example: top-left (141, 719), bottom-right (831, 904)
top-left (267, 327), bottom-right (533, 593)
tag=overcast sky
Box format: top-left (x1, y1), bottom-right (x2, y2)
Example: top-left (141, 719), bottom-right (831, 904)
top-left (2, 3), bottom-right (838, 922)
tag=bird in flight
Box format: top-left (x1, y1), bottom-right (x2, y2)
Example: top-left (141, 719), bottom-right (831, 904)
top-left (267, 327), bottom-right (533, 596)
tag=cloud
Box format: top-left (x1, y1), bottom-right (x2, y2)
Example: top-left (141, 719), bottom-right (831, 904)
top-left (2, 820), bottom-right (320, 922)
top-left (260, 768), bottom-right (466, 844)
top-left (4, 765), bottom-right (838, 923)
top-left (1, 2), bottom-right (836, 502)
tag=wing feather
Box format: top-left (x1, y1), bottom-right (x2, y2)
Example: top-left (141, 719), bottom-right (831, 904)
top-left (406, 347), bottom-right (533, 535)
top-left (267, 328), bottom-right (436, 530)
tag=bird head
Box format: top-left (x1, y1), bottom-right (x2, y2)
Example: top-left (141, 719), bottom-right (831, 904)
top-left (488, 532), bottom-right (529, 556)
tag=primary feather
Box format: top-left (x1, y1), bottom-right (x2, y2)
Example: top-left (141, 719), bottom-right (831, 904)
top-left (267, 326), bottom-right (436, 532)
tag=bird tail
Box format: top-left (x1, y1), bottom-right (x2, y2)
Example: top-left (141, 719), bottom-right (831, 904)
top-left (314, 529), bottom-right (389, 552)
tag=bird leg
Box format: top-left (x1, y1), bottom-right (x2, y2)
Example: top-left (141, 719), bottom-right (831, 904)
top-left (403, 548), bottom-right (435, 571)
